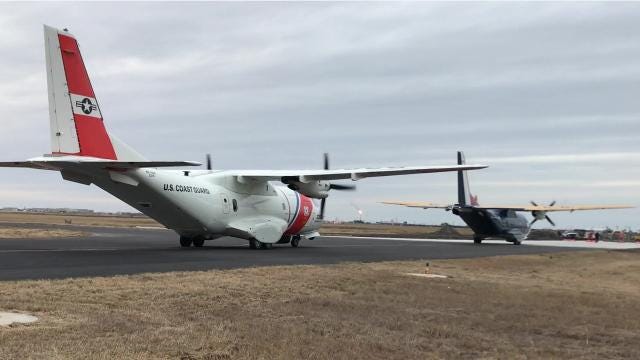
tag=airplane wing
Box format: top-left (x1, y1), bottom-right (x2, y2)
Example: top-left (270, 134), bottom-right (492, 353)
top-left (220, 164), bottom-right (487, 182)
top-left (471, 204), bottom-right (634, 212)
top-left (381, 201), bottom-right (453, 209)
top-left (381, 201), bottom-right (633, 212)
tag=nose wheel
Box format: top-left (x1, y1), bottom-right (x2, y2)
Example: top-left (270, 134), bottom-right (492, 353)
top-left (290, 235), bottom-right (301, 248)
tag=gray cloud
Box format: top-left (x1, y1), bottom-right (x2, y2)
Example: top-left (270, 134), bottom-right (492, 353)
top-left (0, 2), bottom-right (638, 229)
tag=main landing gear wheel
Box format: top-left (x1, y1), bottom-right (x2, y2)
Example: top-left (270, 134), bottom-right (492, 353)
top-left (512, 240), bottom-right (522, 246)
top-left (473, 236), bottom-right (483, 244)
top-left (291, 235), bottom-right (301, 248)
top-left (250, 239), bottom-right (273, 250)
top-left (180, 236), bottom-right (193, 248)
top-left (193, 237), bottom-right (205, 247)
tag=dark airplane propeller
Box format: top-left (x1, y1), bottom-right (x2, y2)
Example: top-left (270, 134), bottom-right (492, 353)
top-left (205, 154), bottom-right (212, 170)
top-left (320, 152), bottom-right (356, 220)
top-left (530, 200), bottom-right (557, 226)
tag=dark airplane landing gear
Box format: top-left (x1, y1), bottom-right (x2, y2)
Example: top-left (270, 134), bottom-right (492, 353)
top-left (192, 237), bottom-right (205, 247)
top-left (473, 235), bottom-right (483, 244)
top-left (512, 239), bottom-right (522, 245)
top-left (180, 236), bottom-right (205, 247)
top-left (290, 235), bottom-right (301, 248)
top-left (180, 236), bottom-right (192, 247)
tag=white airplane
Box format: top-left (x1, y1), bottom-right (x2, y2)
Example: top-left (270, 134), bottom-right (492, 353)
top-left (0, 26), bottom-right (487, 249)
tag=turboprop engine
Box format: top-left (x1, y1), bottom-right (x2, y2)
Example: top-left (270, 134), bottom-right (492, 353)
top-left (530, 200), bottom-right (556, 226)
top-left (286, 180), bottom-right (331, 199)
top-left (283, 154), bottom-right (356, 221)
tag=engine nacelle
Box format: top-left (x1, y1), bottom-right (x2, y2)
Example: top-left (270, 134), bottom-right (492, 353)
top-left (531, 210), bottom-right (547, 220)
top-left (286, 180), bottom-right (331, 199)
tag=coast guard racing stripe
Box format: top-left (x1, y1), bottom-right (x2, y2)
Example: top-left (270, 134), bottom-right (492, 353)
top-left (285, 193), bottom-right (313, 235)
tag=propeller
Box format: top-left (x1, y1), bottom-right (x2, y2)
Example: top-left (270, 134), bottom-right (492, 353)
top-left (530, 200), bottom-right (556, 226)
top-left (206, 154), bottom-right (212, 170)
top-left (319, 153), bottom-right (356, 220)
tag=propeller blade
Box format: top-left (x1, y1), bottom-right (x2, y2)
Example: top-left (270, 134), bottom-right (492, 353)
top-left (549, 200), bottom-right (556, 207)
top-left (530, 218), bottom-right (538, 226)
top-left (530, 200), bottom-right (538, 207)
top-left (320, 198), bottom-right (326, 220)
top-left (329, 183), bottom-right (356, 191)
top-left (545, 215), bottom-right (556, 226)
top-left (323, 153), bottom-right (329, 170)
top-left (206, 154), bottom-right (212, 170)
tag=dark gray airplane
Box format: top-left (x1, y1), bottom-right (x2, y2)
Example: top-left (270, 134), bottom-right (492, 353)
top-left (383, 152), bottom-right (632, 245)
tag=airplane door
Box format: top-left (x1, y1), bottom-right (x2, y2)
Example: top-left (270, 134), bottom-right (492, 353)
top-left (220, 193), bottom-right (230, 214)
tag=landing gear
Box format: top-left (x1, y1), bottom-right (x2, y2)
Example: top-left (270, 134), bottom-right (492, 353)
top-left (291, 235), bottom-right (301, 248)
top-left (473, 235), bottom-right (483, 244)
top-left (512, 239), bottom-right (522, 246)
top-left (192, 237), bottom-right (205, 247)
top-left (180, 236), bottom-right (193, 248)
top-left (249, 239), bottom-right (273, 250)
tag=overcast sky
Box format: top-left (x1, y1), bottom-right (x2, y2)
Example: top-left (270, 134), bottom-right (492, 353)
top-left (0, 2), bottom-right (638, 230)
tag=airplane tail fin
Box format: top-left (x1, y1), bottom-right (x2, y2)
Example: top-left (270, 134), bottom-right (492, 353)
top-left (457, 151), bottom-right (477, 206)
top-left (44, 25), bottom-right (145, 161)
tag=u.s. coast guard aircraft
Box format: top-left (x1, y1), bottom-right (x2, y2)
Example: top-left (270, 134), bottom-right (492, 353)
top-left (0, 26), bottom-right (486, 249)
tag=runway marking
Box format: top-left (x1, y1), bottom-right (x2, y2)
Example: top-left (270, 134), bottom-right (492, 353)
top-left (135, 226), bottom-right (169, 230)
top-left (322, 236), bottom-right (640, 249)
top-left (405, 273), bottom-right (448, 279)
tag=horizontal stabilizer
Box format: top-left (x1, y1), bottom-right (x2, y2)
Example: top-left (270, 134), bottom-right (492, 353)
top-left (0, 157), bottom-right (201, 171)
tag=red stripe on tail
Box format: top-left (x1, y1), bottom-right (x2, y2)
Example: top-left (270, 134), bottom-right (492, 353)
top-left (58, 33), bottom-right (116, 159)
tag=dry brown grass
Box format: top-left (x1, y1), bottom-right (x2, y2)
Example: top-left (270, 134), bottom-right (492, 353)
top-left (0, 227), bottom-right (87, 238)
top-left (1, 250), bottom-right (639, 359)
top-left (0, 212), bottom-right (160, 228)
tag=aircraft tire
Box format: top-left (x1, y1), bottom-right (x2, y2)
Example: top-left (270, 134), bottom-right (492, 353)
top-left (291, 236), bottom-right (301, 248)
top-left (473, 236), bottom-right (483, 244)
top-left (193, 237), bottom-right (205, 247)
top-left (250, 239), bottom-right (273, 249)
top-left (513, 240), bottom-right (522, 245)
top-left (180, 236), bottom-right (193, 248)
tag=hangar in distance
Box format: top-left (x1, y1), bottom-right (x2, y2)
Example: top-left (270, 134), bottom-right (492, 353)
top-left (0, 26), bottom-right (487, 249)
top-left (383, 152), bottom-right (633, 245)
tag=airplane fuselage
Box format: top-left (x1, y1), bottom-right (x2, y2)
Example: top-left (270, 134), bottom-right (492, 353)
top-left (87, 168), bottom-right (321, 243)
top-left (453, 206), bottom-right (530, 242)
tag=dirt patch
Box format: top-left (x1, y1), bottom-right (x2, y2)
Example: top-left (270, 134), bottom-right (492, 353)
top-left (0, 227), bottom-right (88, 238)
top-left (0, 250), bottom-right (639, 359)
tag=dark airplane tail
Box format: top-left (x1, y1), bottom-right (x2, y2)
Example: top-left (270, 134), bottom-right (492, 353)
top-left (457, 151), bottom-right (477, 206)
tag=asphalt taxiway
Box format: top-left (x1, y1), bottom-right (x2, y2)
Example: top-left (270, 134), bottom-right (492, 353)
top-left (0, 224), bottom-right (636, 281)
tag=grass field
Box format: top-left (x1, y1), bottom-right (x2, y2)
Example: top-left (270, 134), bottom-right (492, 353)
top-left (0, 212), bottom-right (159, 228)
top-left (1, 250), bottom-right (639, 359)
top-left (0, 212), bottom-right (564, 240)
